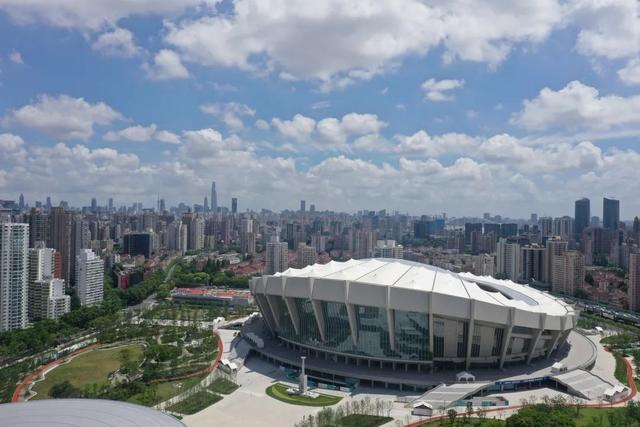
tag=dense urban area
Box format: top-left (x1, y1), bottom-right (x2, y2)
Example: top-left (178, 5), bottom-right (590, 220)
top-left (0, 186), bottom-right (640, 426)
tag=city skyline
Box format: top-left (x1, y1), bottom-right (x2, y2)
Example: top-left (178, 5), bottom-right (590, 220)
top-left (1, 2), bottom-right (640, 216)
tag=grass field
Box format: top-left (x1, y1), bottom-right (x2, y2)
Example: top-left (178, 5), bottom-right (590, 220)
top-left (612, 351), bottom-right (629, 385)
top-left (338, 414), bottom-right (393, 427)
top-left (208, 377), bottom-right (239, 395)
top-left (265, 383), bottom-right (342, 407)
top-left (32, 344), bottom-right (144, 400)
top-left (167, 390), bottom-right (222, 415)
top-left (419, 418), bottom-right (504, 426)
top-left (128, 374), bottom-right (206, 406)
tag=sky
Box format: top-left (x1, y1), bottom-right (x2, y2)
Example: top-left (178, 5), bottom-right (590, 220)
top-left (0, 0), bottom-right (640, 219)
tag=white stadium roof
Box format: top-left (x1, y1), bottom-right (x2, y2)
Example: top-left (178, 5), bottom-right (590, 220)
top-left (273, 258), bottom-right (573, 318)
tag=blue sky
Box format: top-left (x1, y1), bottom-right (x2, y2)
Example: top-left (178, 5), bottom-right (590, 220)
top-left (1, 1), bottom-right (640, 218)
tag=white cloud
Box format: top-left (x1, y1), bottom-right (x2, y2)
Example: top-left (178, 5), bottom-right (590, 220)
top-left (199, 102), bottom-right (255, 130)
top-left (155, 130), bottom-right (181, 145)
top-left (92, 27), bottom-right (140, 57)
top-left (271, 114), bottom-right (316, 143)
top-left (2, 94), bottom-right (122, 140)
top-left (317, 113), bottom-right (387, 145)
top-left (164, 0), bottom-right (566, 88)
top-left (0, 133), bottom-right (24, 151)
top-left (511, 80), bottom-right (640, 130)
top-left (393, 131), bottom-right (480, 157)
top-left (571, 0), bottom-right (640, 60)
top-left (421, 78), bottom-right (464, 101)
top-left (0, 0), bottom-right (213, 31)
top-left (104, 124), bottom-right (157, 142)
top-left (8, 50), bottom-right (23, 64)
top-left (618, 58), bottom-right (640, 85)
top-left (254, 119), bottom-right (270, 131)
top-left (142, 49), bottom-right (190, 81)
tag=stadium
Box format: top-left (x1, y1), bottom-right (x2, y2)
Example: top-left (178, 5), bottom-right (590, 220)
top-left (250, 258), bottom-right (577, 371)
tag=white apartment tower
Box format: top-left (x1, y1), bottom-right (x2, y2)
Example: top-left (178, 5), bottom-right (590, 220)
top-left (496, 238), bottom-right (520, 281)
top-left (266, 237), bottom-right (288, 275)
top-left (296, 243), bottom-right (318, 268)
top-left (0, 223), bottom-right (29, 331)
top-left (29, 278), bottom-right (70, 321)
top-left (75, 249), bottom-right (104, 306)
top-left (374, 239), bottom-right (403, 259)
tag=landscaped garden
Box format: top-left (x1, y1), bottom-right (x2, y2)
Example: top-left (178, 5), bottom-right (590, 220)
top-left (167, 390), bottom-right (223, 415)
top-left (31, 344), bottom-right (144, 400)
top-left (266, 383), bottom-right (342, 407)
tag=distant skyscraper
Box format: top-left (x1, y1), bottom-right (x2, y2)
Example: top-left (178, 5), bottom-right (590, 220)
top-left (0, 223), bottom-right (29, 331)
top-left (108, 198), bottom-right (113, 212)
top-left (603, 197), bottom-right (620, 230)
top-left (530, 213), bottom-right (538, 224)
top-left (300, 200), bottom-right (306, 213)
top-left (91, 197), bottom-right (97, 212)
top-left (70, 216), bottom-right (90, 286)
top-left (574, 198), bottom-right (590, 241)
top-left (296, 243), bottom-right (317, 268)
top-left (210, 181), bottom-right (218, 213)
top-left (204, 196), bottom-right (209, 212)
top-left (45, 196), bottom-right (51, 210)
top-left (310, 204), bottom-right (316, 213)
top-left (75, 249), bottom-right (103, 306)
top-left (231, 197), bottom-right (238, 214)
top-left (159, 198), bottom-right (166, 213)
top-left (496, 238), bottom-right (520, 281)
top-left (18, 193), bottom-right (24, 210)
top-left (28, 208), bottom-right (49, 248)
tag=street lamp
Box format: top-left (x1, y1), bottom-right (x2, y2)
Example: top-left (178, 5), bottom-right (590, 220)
top-left (299, 356), bottom-right (308, 394)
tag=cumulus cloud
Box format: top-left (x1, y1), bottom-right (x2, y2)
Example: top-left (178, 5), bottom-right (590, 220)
top-left (618, 59), bottom-right (640, 85)
top-left (393, 131), bottom-right (480, 157)
top-left (92, 27), bottom-right (140, 57)
top-left (103, 124), bottom-right (157, 142)
top-left (0, 0), bottom-right (213, 31)
top-left (421, 78), bottom-right (464, 101)
top-left (142, 49), bottom-right (190, 80)
top-left (2, 94), bottom-right (122, 140)
top-left (271, 114), bottom-right (316, 143)
top-left (163, 0), bottom-right (566, 88)
top-left (155, 130), bottom-right (181, 145)
top-left (317, 113), bottom-right (387, 145)
top-left (199, 102), bottom-right (255, 130)
top-left (0, 133), bottom-right (24, 151)
top-left (511, 80), bottom-right (640, 130)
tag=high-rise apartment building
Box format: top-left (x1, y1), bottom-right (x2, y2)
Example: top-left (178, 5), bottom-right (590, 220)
top-left (539, 217), bottom-right (553, 238)
top-left (603, 197), bottom-right (620, 230)
top-left (123, 232), bottom-right (154, 258)
top-left (374, 239), bottom-right (403, 259)
top-left (296, 243), bottom-right (317, 268)
top-left (231, 197), bottom-right (238, 214)
top-left (300, 200), bottom-right (306, 213)
top-left (496, 238), bottom-right (520, 281)
top-left (0, 223), bottom-right (29, 331)
top-left (629, 253), bottom-right (640, 311)
top-left (265, 237), bottom-right (288, 275)
top-left (75, 249), bottom-right (103, 306)
top-left (239, 217), bottom-right (256, 255)
top-left (28, 278), bottom-right (70, 321)
top-left (70, 215), bottom-right (90, 286)
top-left (544, 237), bottom-right (568, 284)
top-left (49, 207), bottom-right (71, 283)
top-left (552, 216), bottom-right (574, 241)
top-left (28, 208), bottom-right (49, 248)
top-left (520, 245), bottom-right (545, 283)
top-left (574, 198), bottom-right (590, 242)
top-left (551, 251), bottom-right (585, 296)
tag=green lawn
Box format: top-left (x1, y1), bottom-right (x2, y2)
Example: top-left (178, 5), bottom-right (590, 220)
top-left (208, 377), bottom-right (239, 394)
top-left (128, 374), bottom-right (206, 406)
top-left (265, 383), bottom-right (342, 407)
top-left (419, 418), bottom-right (504, 426)
top-left (612, 351), bottom-right (629, 385)
top-left (167, 390), bottom-right (222, 415)
top-left (338, 414), bottom-right (393, 427)
top-left (32, 344), bottom-right (144, 400)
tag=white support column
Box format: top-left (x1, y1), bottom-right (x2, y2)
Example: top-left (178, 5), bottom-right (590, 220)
top-left (311, 299), bottom-right (326, 342)
top-left (265, 294), bottom-right (281, 329)
top-left (499, 307), bottom-right (515, 369)
top-left (526, 313), bottom-right (546, 365)
top-left (465, 300), bottom-right (476, 369)
top-left (346, 303), bottom-right (359, 345)
top-left (428, 293), bottom-right (434, 360)
top-left (547, 330), bottom-right (562, 358)
top-left (255, 293), bottom-right (277, 334)
top-left (547, 317), bottom-right (567, 357)
top-left (345, 281), bottom-right (358, 345)
top-left (285, 296), bottom-right (300, 335)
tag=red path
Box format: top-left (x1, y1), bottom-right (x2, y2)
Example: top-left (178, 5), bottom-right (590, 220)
top-left (405, 354), bottom-right (638, 427)
top-left (11, 330), bottom-right (223, 403)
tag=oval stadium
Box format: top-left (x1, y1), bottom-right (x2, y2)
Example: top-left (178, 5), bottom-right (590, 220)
top-left (250, 258), bottom-right (577, 372)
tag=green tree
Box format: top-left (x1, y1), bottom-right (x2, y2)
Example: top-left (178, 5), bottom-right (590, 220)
top-left (49, 380), bottom-right (82, 398)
